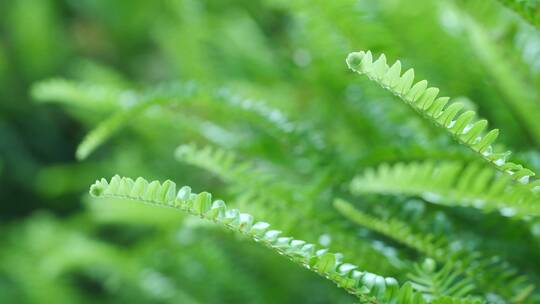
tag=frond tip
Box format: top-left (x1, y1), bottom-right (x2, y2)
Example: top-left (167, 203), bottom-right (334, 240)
top-left (346, 51), bottom-right (537, 189)
top-left (89, 175), bottom-right (427, 303)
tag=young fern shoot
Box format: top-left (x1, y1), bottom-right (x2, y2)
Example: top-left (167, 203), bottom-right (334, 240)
top-left (345, 51), bottom-right (537, 189)
top-left (89, 175), bottom-right (427, 304)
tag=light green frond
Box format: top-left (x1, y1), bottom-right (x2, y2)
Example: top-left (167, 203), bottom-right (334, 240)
top-left (89, 175), bottom-right (427, 303)
top-left (346, 51), bottom-right (537, 188)
top-left (174, 144), bottom-right (397, 275)
top-left (350, 160), bottom-right (540, 217)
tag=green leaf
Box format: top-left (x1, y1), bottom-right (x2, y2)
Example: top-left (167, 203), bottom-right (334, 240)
top-left (316, 253), bottom-right (337, 273)
top-left (89, 175), bottom-right (425, 303)
top-left (347, 50), bottom-right (537, 186)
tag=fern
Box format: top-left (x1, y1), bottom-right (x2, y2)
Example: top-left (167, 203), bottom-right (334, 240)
top-left (89, 175), bottom-right (427, 303)
top-left (174, 143), bottom-right (299, 225)
top-left (175, 143), bottom-right (250, 183)
top-left (173, 143), bottom-right (402, 277)
top-left (407, 258), bottom-right (476, 301)
top-left (75, 105), bottom-right (148, 160)
top-left (346, 50), bottom-right (538, 188)
top-left (430, 296), bottom-right (484, 304)
top-left (33, 78), bottom-right (316, 161)
top-left (334, 199), bottom-right (483, 301)
top-left (350, 161), bottom-right (540, 217)
top-left (9, 1), bottom-right (540, 303)
top-left (76, 82), bottom-right (199, 160)
top-left (334, 198), bottom-right (446, 258)
top-left (334, 199), bottom-right (536, 302)
top-left (32, 80), bottom-right (201, 160)
top-left (174, 143), bottom-right (293, 204)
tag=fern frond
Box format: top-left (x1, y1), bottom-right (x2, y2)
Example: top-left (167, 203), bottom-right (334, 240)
top-left (334, 198), bottom-right (446, 258)
top-left (430, 296), bottom-right (484, 304)
top-left (350, 161), bottom-right (540, 217)
top-left (35, 78), bottom-right (316, 160)
top-left (89, 175), bottom-right (427, 303)
top-left (31, 78), bottom-right (123, 111)
top-left (334, 199), bottom-right (536, 302)
top-left (174, 143), bottom-right (288, 194)
top-left (174, 143), bottom-right (401, 275)
top-left (213, 88), bottom-right (327, 155)
top-left (215, 88), bottom-right (298, 136)
top-left (175, 143), bottom-right (247, 183)
top-left (174, 142), bottom-right (308, 221)
top-left (76, 97), bottom-right (161, 160)
top-left (346, 51), bottom-right (537, 188)
top-left (76, 82), bottom-right (198, 160)
top-left (408, 259), bottom-right (476, 301)
top-left (174, 143), bottom-right (292, 218)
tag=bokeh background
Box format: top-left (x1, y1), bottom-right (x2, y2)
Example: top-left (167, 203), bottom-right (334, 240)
top-left (2, 0), bottom-right (540, 303)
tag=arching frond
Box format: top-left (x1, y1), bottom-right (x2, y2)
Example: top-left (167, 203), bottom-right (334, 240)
top-left (346, 50), bottom-right (537, 188)
top-left (350, 161), bottom-right (540, 217)
top-left (174, 143), bottom-right (400, 275)
top-left (89, 175), bottom-right (427, 303)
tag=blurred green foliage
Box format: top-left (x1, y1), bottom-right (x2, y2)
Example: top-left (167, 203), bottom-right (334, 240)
top-left (2, 0), bottom-right (540, 303)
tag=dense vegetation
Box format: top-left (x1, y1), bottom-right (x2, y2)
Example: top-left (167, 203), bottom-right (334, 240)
top-left (2, 0), bottom-right (540, 303)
